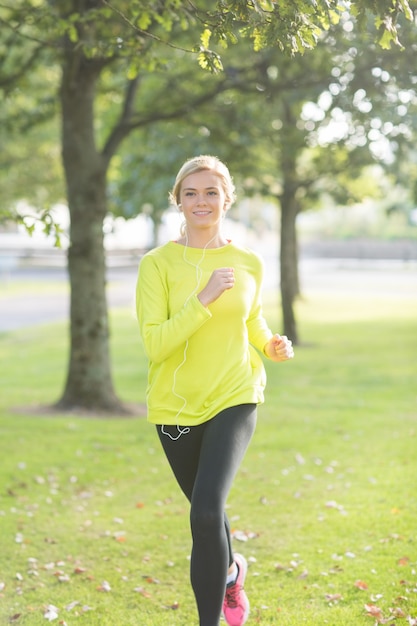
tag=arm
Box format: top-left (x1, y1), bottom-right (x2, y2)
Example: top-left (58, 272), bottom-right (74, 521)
top-left (136, 254), bottom-right (212, 363)
top-left (246, 254), bottom-right (274, 352)
top-left (245, 254), bottom-right (294, 362)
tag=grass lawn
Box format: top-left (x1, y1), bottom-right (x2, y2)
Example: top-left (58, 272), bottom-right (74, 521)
top-left (0, 287), bottom-right (416, 625)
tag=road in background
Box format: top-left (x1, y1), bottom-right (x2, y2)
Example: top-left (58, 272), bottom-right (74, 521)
top-left (1, 255), bottom-right (416, 333)
top-left (0, 266), bottom-right (137, 332)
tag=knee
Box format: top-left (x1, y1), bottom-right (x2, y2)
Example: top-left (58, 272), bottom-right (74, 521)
top-left (190, 505), bottom-right (222, 539)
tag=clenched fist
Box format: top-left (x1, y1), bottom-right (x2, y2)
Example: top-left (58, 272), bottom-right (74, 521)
top-left (197, 267), bottom-right (235, 307)
top-left (264, 334), bottom-right (294, 362)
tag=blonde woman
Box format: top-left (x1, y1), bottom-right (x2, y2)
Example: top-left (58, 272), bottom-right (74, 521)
top-left (136, 155), bottom-right (294, 626)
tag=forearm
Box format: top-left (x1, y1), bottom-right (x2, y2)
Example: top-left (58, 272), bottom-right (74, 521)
top-left (139, 295), bottom-right (212, 363)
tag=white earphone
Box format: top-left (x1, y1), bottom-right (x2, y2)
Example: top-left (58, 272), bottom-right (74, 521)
top-left (163, 232), bottom-right (217, 441)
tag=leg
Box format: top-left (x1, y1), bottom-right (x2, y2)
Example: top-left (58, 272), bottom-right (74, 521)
top-left (156, 424), bottom-right (236, 569)
top-left (156, 405), bottom-right (256, 626)
top-left (190, 405), bottom-right (257, 626)
top-left (156, 423), bottom-right (204, 503)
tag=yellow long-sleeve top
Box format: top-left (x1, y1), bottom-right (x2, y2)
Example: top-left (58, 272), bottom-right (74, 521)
top-left (136, 240), bottom-right (273, 426)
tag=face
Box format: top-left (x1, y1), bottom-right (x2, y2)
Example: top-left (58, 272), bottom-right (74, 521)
top-left (179, 170), bottom-right (227, 233)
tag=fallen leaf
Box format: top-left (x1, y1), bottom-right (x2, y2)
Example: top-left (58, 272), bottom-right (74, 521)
top-left (133, 586), bottom-right (151, 598)
top-left (97, 581), bottom-right (111, 592)
top-left (231, 529), bottom-right (259, 542)
top-left (354, 580), bottom-right (369, 590)
top-left (27, 569), bottom-right (38, 577)
top-left (164, 602), bottom-right (180, 610)
top-left (370, 594), bottom-right (384, 602)
top-left (325, 593), bottom-right (342, 603)
top-left (394, 595), bottom-right (408, 602)
top-left (44, 605), bottom-right (59, 621)
top-left (364, 603), bottom-right (383, 619)
top-left (143, 576), bottom-right (160, 584)
top-left (58, 575), bottom-right (70, 583)
top-left (398, 556), bottom-right (410, 566)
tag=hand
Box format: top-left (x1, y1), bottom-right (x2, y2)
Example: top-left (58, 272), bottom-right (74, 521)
top-left (264, 334), bottom-right (294, 362)
top-left (197, 267), bottom-right (235, 307)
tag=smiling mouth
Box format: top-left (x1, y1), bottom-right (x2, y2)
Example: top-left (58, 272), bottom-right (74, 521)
top-left (193, 210), bottom-right (211, 215)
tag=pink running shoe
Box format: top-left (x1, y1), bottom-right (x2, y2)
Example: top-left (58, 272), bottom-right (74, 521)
top-left (222, 553), bottom-right (250, 626)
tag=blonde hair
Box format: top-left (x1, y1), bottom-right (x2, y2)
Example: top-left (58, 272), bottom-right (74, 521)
top-left (169, 155), bottom-right (236, 210)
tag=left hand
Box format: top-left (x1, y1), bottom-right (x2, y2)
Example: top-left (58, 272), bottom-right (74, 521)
top-left (264, 334), bottom-right (294, 362)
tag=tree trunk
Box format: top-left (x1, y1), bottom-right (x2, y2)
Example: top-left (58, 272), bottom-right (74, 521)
top-left (279, 190), bottom-right (300, 344)
top-left (55, 53), bottom-right (124, 412)
top-left (277, 96), bottom-right (303, 345)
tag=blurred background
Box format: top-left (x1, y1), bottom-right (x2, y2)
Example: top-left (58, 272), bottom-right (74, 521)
top-left (1, 2), bottom-right (416, 410)
top-left (1, 199), bottom-right (415, 332)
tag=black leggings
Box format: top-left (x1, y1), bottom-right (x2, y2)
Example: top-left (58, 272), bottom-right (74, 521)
top-left (156, 404), bottom-right (257, 626)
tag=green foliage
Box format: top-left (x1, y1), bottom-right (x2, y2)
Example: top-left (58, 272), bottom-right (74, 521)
top-left (118, 14), bottom-right (417, 221)
top-left (1, 0), bottom-right (415, 223)
top-left (350, 0), bottom-right (413, 49)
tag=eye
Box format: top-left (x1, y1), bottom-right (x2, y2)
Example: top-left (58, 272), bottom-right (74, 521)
top-left (184, 191), bottom-right (195, 197)
top-left (208, 190), bottom-right (218, 196)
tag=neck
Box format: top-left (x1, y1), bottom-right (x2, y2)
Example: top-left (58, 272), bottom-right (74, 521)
top-left (180, 230), bottom-right (228, 249)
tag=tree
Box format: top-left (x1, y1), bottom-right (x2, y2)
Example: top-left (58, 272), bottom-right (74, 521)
top-left (219, 18), bottom-right (417, 341)
top-left (109, 12), bottom-right (417, 343)
top-left (232, 15), bottom-right (417, 341)
top-left (0, 0), bottom-right (412, 410)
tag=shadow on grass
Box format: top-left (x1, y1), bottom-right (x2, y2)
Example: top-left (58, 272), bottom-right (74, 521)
top-left (10, 402), bottom-right (148, 419)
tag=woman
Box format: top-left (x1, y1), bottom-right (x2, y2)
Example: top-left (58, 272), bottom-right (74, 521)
top-left (136, 155), bottom-right (294, 626)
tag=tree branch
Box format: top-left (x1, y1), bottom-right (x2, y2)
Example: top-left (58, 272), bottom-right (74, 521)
top-left (127, 78), bottom-right (229, 128)
top-left (0, 44), bottom-right (45, 89)
top-left (102, 0), bottom-right (196, 54)
top-left (101, 75), bottom-right (230, 166)
top-left (101, 76), bottom-right (141, 164)
top-left (0, 13), bottom-right (56, 48)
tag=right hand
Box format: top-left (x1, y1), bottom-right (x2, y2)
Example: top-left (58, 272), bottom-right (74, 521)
top-left (197, 267), bottom-right (235, 307)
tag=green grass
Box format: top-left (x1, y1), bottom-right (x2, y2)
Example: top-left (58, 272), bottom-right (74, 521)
top-left (0, 280), bottom-right (69, 299)
top-left (0, 290), bottom-right (416, 625)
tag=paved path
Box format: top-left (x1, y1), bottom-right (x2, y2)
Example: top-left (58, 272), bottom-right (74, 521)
top-left (0, 259), bottom-right (416, 333)
top-left (0, 267), bottom-right (137, 332)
